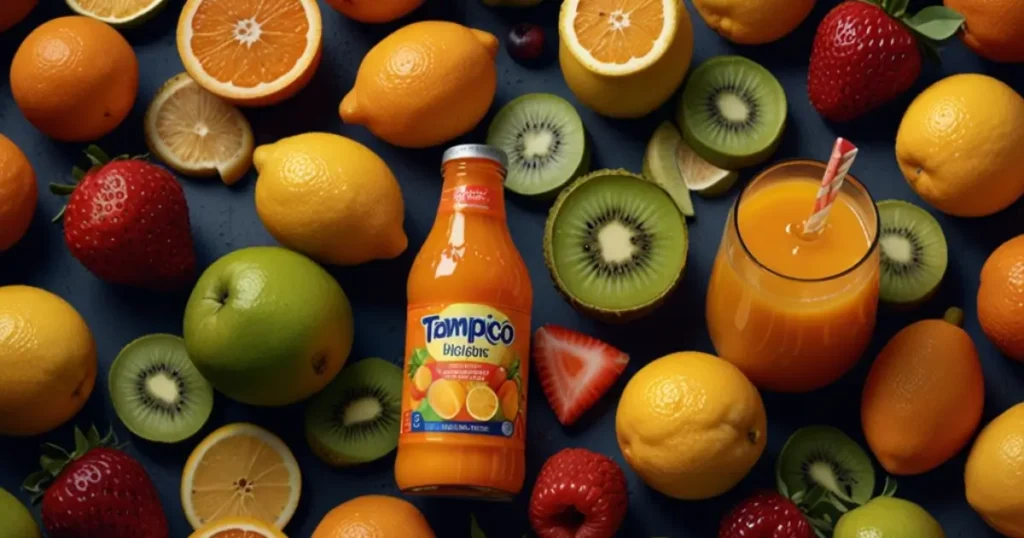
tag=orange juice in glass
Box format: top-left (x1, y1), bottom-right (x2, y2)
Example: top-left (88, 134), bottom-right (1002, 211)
top-left (706, 159), bottom-right (880, 393)
top-left (395, 145), bottom-right (533, 499)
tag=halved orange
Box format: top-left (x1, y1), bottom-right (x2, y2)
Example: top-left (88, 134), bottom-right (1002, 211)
top-left (427, 379), bottom-right (465, 420)
top-left (560, 0), bottom-right (680, 76)
top-left (177, 0), bottom-right (323, 107)
top-left (189, 517), bottom-right (287, 538)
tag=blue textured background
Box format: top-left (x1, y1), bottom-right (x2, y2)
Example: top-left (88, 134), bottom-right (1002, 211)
top-left (2, 1), bottom-right (1022, 536)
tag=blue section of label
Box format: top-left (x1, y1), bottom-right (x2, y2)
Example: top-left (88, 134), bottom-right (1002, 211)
top-left (410, 412), bottom-right (513, 437)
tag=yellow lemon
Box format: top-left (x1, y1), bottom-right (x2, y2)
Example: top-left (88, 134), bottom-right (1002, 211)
top-left (691, 0), bottom-right (816, 45)
top-left (615, 351), bottom-right (766, 500)
top-left (340, 21), bottom-right (498, 148)
top-left (0, 285), bottom-right (97, 436)
top-left (895, 73), bottom-right (1024, 217)
top-left (966, 403), bottom-right (1024, 537)
top-left (254, 133), bottom-right (407, 266)
top-left (559, 0), bottom-right (693, 118)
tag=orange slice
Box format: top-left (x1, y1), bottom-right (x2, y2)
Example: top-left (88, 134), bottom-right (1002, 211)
top-left (466, 386), bottom-right (499, 421)
top-left (177, 0), bottom-right (323, 107)
top-left (560, 0), bottom-right (679, 76)
top-left (181, 423), bottom-right (301, 530)
top-left (427, 379), bottom-right (465, 420)
top-left (189, 517), bottom-right (287, 538)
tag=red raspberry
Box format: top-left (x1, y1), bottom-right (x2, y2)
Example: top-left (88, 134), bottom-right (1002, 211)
top-left (529, 448), bottom-right (628, 538)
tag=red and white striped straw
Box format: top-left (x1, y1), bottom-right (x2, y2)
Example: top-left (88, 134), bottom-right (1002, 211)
top-left (803, 137), bottom-right (859, 237)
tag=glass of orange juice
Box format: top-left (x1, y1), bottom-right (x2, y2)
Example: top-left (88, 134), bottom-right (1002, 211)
top-left (706, 159), bottom-right (880, 393)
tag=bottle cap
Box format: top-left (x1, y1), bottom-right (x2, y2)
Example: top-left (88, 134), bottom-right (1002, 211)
top-left (441, 144), bottom-right (509, 173)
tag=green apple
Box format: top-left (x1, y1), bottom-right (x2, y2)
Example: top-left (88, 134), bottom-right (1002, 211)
top-left (184, 246), bottom-right (354, 407)
top-left (0, 488), bottom-right (41, 538)
top-left (835, 497), bottom-right (945, 538)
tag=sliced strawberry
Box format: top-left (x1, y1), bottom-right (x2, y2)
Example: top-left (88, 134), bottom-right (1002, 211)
top-left (532, 325), bottom-right (629, 426)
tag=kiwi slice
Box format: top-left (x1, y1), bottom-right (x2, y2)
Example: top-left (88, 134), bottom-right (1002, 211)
top-left (877, 199), bottom-right (948, 306)
top-left (305, 357), bottom-right (403, 467)
top-left (776, 426), bottom-right (876, 504)
top-left (642, 122), bottom-right (739, 218)
top-left (108, 334), bottom-right (213, 444)
top-left (543, 169), bottom-right (687, 322)
top-left (677, 55), bottom-right (787, 169)
top-left (487, 93), bottom-right (590, 198)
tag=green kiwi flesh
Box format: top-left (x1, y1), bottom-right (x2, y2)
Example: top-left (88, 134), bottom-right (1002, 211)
top-left (776, 426), bottom-right (876, 504)
top-left (677, 55), bottom-right (787, 169)
top-left (543, 169), bottom-right (688, 322)
top-left (487, 93), bottom-right (589, 198)
top-left (305, 357), bottom-right (403, 467)
top-left (108, 334), bottom-right (213, 444)
top-left (877, 199), bottom-right (948, 306)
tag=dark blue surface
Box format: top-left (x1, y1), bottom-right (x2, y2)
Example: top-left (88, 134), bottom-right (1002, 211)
top-left (2, 1), bottom-right (1023, 536)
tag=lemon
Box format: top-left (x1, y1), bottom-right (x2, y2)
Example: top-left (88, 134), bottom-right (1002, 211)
top-left (615, 351), bottom-right (766, 500)
top-left (966, 403), bottom-right (1024, 537)
top-left (254, 133), bottom-right (407, 266)
top-left (0, 285), bottom-right (97, 437)
top-left (559, 0), bottom-right (694, 118)
top-left (896, 73), bottom-right (1024, 217)
top-left (691, 0), bottom-right (816, 45)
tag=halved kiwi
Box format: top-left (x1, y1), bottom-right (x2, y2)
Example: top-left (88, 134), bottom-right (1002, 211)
top-left (108, 334), bottom-right (214, 444)
top-left (642, 121), bottom-right (739, 218)
top-left (487, 93), bottom-right (590, 198)
top-left (543, 169), bottom-right (688, 322)
top-left (305, 357), bottom-right (403, 467)
top-left (877, 199), bottom-right (948, 306)
top-left (776, 426), bottom-right (876, 504)
top-left (677, 55), bottom-right (787, 169)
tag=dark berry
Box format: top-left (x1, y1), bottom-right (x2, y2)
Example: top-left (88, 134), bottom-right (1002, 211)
top-left (507, 23), bottom-right (545, 63)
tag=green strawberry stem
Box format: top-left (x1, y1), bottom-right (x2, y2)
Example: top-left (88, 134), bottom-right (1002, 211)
top-left (48, 145), bottom-right (149, 223)
top-left (863, 0), bottom-right (965, 62)
top-left (22, 425), bottom-right (125, 503)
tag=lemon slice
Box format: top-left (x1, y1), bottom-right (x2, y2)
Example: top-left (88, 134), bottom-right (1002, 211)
top-left (145, 73), bottom-right (254, 186)
top-left (181, 423), bottom-right (301, 531)
top-left (189, 517), bottom-right (287, 538)
top-left (559, 0), bottom-right (679, 76)
top-left (466, 386), bottom-right (499, 421)
top-left (66, 0), bottom-right (168, 27)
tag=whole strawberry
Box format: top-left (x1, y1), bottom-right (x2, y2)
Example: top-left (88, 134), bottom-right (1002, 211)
top-left (51, 145), bottom-right (195, 290)
top-left (529, 448), bottom-right (628, 538)
top-left (808, 1), bottom-right (963, 122)
top-left (719, 490), bottom-right (814, 538)
top-left (22, 426), bottom-right (169, 538)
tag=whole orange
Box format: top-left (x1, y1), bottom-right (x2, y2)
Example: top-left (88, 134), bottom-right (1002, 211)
top-left (325, 0), bottom-right (423, 23)
top-left (945, 0), bottom-right (1024, 62)
top-left (0, 0), bottom-right (37, 33)
top-left (979, 234), bottom-right (1024, 360)
top-left (861, 307), bottom-right (984, 476)
top-left (10, 16), bottom-right (138, 142)
top-left (0, 134), bottom-right (36, 252)
top-left (312, 495), bottom-right (435, 538)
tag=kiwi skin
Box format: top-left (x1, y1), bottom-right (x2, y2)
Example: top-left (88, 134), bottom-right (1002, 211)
top-left (542, 168), bottom-right (688, 323)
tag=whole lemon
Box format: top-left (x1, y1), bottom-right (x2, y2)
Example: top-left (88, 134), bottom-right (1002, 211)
top-left (0, 285), bottom-right (97, 436)
top-left (254, 133), bottom-right (407, 266)
top-left (615, 351), bottom-right (766, 500)
top-left (692, 0), bottom-right (816, 45)
top-left (895, 73), bottom-right (1024, 217)
top-left (966, 403), bottom-right (1024, 537)
top-left (340, 21), bottom-right (498, 148)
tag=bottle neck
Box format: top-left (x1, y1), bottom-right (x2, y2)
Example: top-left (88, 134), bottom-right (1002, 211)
top-left (439, 159), bottom-right (507, 217)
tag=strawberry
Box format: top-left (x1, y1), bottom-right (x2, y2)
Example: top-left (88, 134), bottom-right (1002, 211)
top-left (532, 325), bottom-right (629, 426)
top-left (51, 145), bottom-right (195, 290)
top-left (22, 426), bottom-right (169, 538)
top-left (719, 490), bottom-right (814, 538)
top-left (808, 1), bottom-right (964, 122)
top-left (529, 448), bottom-right (628, 538)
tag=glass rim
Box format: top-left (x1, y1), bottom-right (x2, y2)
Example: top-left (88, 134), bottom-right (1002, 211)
top-left (732, 158), bottom-right (881, 283)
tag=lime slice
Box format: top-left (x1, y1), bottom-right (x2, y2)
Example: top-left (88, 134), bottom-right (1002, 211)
top-left (643, 122), bottom-right (695, 217)
top-left (676, 137), bottom-right (739, 197)
top-left (66, 0), bottom-right (168, 27)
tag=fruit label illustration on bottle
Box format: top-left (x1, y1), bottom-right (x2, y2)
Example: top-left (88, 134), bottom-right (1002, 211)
top-left (402, 303), bottom-right (528, 442)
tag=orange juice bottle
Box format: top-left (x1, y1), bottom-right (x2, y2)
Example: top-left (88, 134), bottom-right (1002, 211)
top-left (396, 144), bottom-right (533, 499)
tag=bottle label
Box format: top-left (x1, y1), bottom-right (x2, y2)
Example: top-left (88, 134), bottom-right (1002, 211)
top-left (440, 185), bottom-right (496, 213)
top-left (400, 303), bottom-right (529, 444)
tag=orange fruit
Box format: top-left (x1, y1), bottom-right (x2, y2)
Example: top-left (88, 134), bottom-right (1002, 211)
top-left (340, 21), bottom-right (498, 148)
top-left (978, 234), bottom-right (1024, 361)
top-left (426, 379), bottom-right (465, 420)
top-left (312, 495), bottom-right (434, 538)
top-left (324, 0), bottom-right (422, 23)
top-left (177, 0), bottom-right (323, 107)
top-left (944, 0), bottom-right (1024, 63)
top-left (498, 380), bottom-right (519, 420)
top-left (861, 307), bottom-right (984, 476)
top-left (465, 386), bottom-right (499, 421)
top-left (189, 517), bottom-right (287, 538)
top-left (0, 134), bottom-right (36, 252)
top-left (10, 16), bottom-right (138, 142)
top-left (0, 0), bottom-right (36, 33)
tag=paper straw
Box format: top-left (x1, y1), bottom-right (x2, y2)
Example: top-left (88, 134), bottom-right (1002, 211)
top-left (803, 137), bottom-right (859, 237)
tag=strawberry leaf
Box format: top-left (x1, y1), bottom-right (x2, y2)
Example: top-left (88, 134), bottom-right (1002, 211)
top-left (49, 183), bottom-right (76, 196)
top-left (471, 514), bottom-right (486, 538)
top-left (71, 166), bottom-right (87, 182)
top-left (22, 471), bottom-right (51, 495)
top-left (73, 427), bottom-right (90, 456)
top-left (84, 145), bottom-right (109, 167)
top-left (886, 0), bottom-right (909, 17)
top-left (40, 442), bottom-right (69, 461)
top-left (905, 6), bottom-right (964, 42)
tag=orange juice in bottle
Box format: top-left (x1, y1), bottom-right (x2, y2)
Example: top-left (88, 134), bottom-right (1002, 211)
top-left (396, 144), bottom-right (533, 499)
